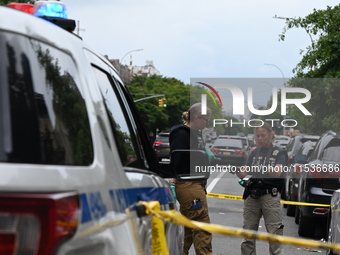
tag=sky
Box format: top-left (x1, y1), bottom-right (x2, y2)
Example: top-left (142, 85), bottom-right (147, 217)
top-left (61, 0), bottom-right (339, 114)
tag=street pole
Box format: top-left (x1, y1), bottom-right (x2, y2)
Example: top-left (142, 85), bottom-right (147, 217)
top-left (273, 15), bottom-right (314, 44)
top-left (264, 63), bottom-right (286, 87)
top-left (134, 94), bottom-right (165, 103)
top-left (264, 63), bottom-right (287, 135)
top-left (119, 48), bottom-right (143, 74)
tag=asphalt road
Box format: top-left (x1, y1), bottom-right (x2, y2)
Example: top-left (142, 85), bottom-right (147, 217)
top-left (187, 170), bottom-right (328, 255)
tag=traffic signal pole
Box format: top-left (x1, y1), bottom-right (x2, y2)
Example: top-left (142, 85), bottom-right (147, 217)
top-left (134, 94), bottom-right (165, 103)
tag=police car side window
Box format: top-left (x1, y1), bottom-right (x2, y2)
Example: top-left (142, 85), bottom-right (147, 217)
top-left (92, 67), bottom-right (141, 167)
top-left (1, 32), bottom-right (93, 165)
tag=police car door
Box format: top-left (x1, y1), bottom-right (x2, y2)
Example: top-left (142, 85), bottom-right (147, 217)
top-left (84, 51), bottom-right (180, 255)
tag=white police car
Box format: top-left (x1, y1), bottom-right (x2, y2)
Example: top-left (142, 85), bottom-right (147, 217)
top-left (0, 1), bottom-right (185, 254)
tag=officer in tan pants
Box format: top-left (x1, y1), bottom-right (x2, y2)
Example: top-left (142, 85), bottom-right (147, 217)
top-left (237, 123), bottom-right (287, 255)
top-left (170, 103), bottom-right (213, 255)
top-left (176, 181), bottom-right (213, 255)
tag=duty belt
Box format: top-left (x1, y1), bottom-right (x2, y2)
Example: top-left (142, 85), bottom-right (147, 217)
top-left (258, 187), bottom-right (278, 196)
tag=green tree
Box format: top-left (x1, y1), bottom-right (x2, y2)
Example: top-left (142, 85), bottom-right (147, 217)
top-left (128, 75), bottom-right (225, 139)
top-left (280, 4), bottom-right (340, 134)
top-left (128, 75), bottom-right (190, 137)
top-left (0, 0), bottom-right (35, 5)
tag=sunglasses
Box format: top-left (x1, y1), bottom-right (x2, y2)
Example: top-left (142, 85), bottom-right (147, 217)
top-left (198, 116), bottom-right (210, 123)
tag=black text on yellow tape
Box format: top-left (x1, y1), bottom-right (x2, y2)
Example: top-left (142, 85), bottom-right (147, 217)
top-left (207, 192), bottom-right (243, 200)
top-left (142, 201), bottom-right (169, 255)
top-left (207, 193), bottom-right (330, 207)
top-left (139, 201), bottom-right (340, 253)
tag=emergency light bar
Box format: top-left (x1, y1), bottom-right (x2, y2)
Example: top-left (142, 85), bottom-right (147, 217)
top-left (6, 1), bottom-right (75, 32)
top-left (34, 0), bottom-right (68, 19)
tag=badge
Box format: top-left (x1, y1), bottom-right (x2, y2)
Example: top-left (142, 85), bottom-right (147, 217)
top-left (272, 150), bottom-right (279, 156)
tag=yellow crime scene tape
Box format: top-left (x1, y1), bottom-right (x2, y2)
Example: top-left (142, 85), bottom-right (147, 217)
top-left (139, 201), bottom-right (340, 255)
top-left (207, 192), bottom-right (330, 207)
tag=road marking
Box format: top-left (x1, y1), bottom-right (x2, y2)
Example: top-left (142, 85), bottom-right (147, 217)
top-left (206, 171), bottom-right (225, 193)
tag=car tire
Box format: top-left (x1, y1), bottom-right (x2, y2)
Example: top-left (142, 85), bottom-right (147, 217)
top-left (295, 206), bottom-right (300, 224)
top-left (298, 209), bottom-right (316, 237)
top-left (286, 204), bottom-right (296, 217)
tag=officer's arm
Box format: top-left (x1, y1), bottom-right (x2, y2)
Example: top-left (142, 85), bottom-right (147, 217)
top-left (236, 166), bottom-right (249, 179)
top-left (267, 164), bottom-right (283, 178)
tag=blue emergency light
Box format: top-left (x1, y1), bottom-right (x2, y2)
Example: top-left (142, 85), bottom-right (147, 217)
top-left (33, 1), bottom-right (68, 19)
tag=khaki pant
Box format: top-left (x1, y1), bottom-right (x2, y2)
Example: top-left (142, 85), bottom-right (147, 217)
top-left (176, 181), bottom-right (213, 255)
top-left (241, 193), bottom-right (284, 255)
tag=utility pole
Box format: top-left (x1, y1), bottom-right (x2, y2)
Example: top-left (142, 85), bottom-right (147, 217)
top-left (133, 94), bottom-right (165, 103)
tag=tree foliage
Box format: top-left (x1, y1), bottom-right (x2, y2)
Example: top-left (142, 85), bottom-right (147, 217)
top-left (280, 4), bottom-right (340, 134)
top-left (0, 0), bottom-right (35, 5)
top-left (128, 75), bottom-right (228, 138)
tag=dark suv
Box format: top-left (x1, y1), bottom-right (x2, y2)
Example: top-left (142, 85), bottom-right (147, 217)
top-left (153, 133), bottom-right (170, 161)
top-left (296, 131), bottom-right (340, 237)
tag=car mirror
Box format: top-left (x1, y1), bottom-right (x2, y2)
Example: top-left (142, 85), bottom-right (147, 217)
top-left (293, 154), bottom-right (307, 164)
top-left (161, 150), bottom-right (210, 181)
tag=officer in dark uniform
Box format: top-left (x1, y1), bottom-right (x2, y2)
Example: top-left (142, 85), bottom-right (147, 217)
top-left (236, 122), bottom-right (287, 255)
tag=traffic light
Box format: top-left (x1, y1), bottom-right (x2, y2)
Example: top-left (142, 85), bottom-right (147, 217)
top-left (158, 98), bottom-right (167, 107)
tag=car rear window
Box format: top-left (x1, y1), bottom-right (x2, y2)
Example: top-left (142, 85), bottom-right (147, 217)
top-left (156, 135), bottom-right (169, 143)
top-left (213, 139), bottom-right (243, 148)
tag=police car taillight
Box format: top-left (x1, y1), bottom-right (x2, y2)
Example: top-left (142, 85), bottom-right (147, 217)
top-left (0, 192), bottom-right (79, 255)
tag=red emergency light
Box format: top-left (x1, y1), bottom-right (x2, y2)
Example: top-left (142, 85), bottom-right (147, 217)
top-left (6, 3), bottom-right (33, 14)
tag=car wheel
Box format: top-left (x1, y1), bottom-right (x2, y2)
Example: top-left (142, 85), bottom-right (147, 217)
top-left (286, 204), bottom-right (296, 217)
top-left (295, 206), bottom-right (300, 224)
top-left (298, 209), bottom-right (316, 237)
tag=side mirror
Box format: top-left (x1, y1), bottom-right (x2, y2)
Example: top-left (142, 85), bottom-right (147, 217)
top-left (158, 150), bottom-right (211, 181)
top-left (292, 154), bottom-right (307, 164)
top-left (170, 149), bottom-right (210, 181)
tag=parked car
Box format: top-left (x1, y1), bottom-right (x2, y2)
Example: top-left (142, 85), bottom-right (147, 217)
top-left (296, 131), bottom-right (340, 237)
top-left (210, 137), bottom-right (248, 166)
top-left (285, 134), bottom-right (320, 164)
top-left (218, 135), bottom-right (252, 151)
top-left (153, 133), bottom-right (170, 161)
top-left (281, 134), bottom-right (320, 201)
top-left (327, 188), bottom-right (340, 255)
top-left (284, 140), bottom-right (316, 216)
top-left (273, 140), bottom-right (289, 149)
top-left (274, 135), bottom-right (291, 142)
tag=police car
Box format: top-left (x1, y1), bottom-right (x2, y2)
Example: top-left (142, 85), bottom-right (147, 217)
top-left (0, 1), bottom-right (186, 254)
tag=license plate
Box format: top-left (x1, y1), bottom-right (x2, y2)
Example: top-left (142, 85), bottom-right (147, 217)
top-left (166, 148), bottom-right (170, 150)
top-left (223, 152), bottom-right (230, 155)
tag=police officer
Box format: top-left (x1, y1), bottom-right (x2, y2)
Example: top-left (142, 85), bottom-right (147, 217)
top-left (170, 103), bottom-right (213, 255)
top-left (236, 122), bottom-right (287, 255)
